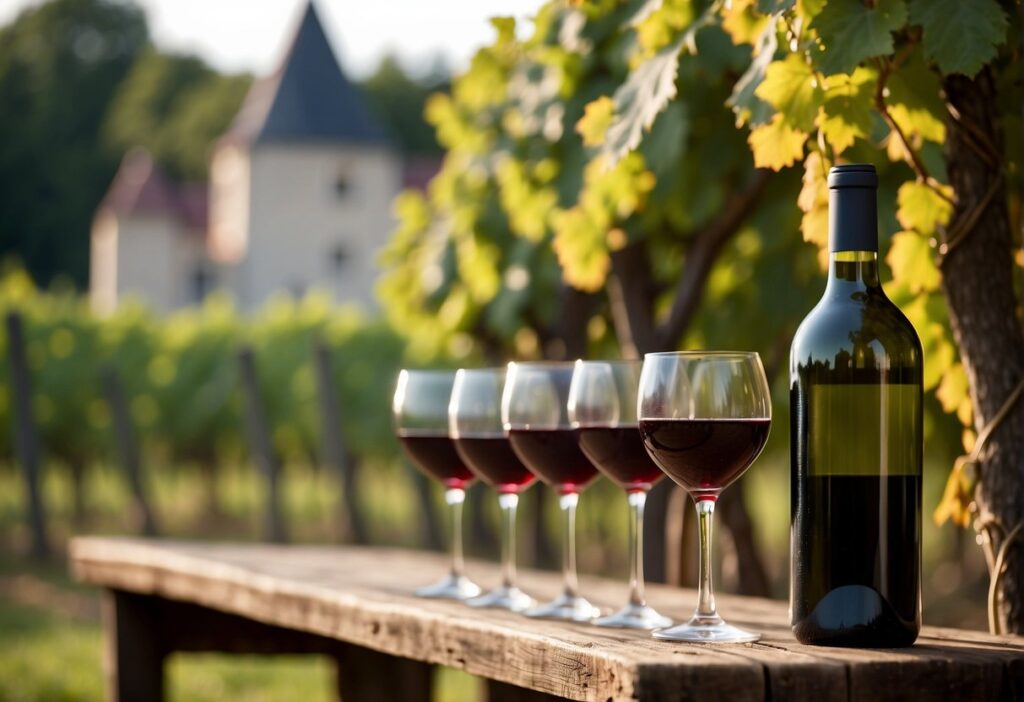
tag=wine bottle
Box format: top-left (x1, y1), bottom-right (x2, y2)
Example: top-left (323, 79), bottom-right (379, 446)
top-left (790, 164), bottom-right (923, 647)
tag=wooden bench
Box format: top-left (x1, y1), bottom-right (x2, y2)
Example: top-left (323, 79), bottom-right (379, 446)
top-left (70, 536), bottom-right (1024, 701)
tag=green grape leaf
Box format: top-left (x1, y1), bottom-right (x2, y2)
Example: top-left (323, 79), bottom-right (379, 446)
top-left (748, 114), bottom-right (807, 170)
top-left (755, 54), bottom-right (822, 131)
top-left (896, 181), bottom-right (953, 234)
top-left (887, 231), bottom-right (941, 293)
top-left (635, 0), bottom-right (696, 54)
top-left (798, 150), bottom-right (831, 251)
top-left (726, 14), bottom-right (779, 127)
top-left (886, 53), bottom-right (946, 143)
top-left (600, 38), bottom-right (685, 163)
top-left (908, 0), bottom-right (1009, 77)
top-left (723, 0), bottom-right (770, 47)
top-left (816, 67), bottom-right (875, 154)
top-left (810, 0), bottom-right (908, 76)
top-left (577, 95), bottom-right (615, 146)
top-left (901, 290), bottom-right (954, 390)
top-left (936, 362), bottom-right (973, 426)
top-left (551, 208), bottom-right (610, 292)
top-left (552, 153), bottom-right (654, 291)
top-left (934, 458), bottom-right (977, 528)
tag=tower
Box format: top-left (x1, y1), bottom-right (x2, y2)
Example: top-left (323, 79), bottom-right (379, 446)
top-left (208, 1), bottom-right (400, 308)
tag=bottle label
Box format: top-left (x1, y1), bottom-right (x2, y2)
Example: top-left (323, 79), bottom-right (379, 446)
top-left (808, 383), bottom-right (920, 476)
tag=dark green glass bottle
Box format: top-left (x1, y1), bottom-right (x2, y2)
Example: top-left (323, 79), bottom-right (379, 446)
top-left (790, 164), bottom-right (923, 647)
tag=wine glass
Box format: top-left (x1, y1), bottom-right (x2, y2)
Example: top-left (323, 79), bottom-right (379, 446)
top-left (449, 368), bottom-right (537, 611)
top-left (637, 352), bottom-right (771, 643)
top-left (569, 360), bottom-right (672, 630)
top-left (502, 362), bottom-right (601, 621)
top-left (394, 369), bottom-right (481, 600)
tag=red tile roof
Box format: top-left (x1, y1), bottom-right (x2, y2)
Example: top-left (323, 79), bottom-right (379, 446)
top-left (97, 149), bottom-right (208, 240)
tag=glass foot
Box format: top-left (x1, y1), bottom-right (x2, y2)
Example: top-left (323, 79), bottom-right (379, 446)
top-left (652, 614), bottom-right (760, 643)
top-left (415, 574), bottom-right (482, 600)
top-left (525, 593), bottom-right (601, 622)
top-left (467, 585), bottom-right (535, 612)
top-left (594, 603), bottom-right (673, 630)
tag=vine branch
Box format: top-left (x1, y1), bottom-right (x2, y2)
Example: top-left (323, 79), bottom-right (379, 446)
top-left (654, 169), bottom-right (771, 349)
top-left (873, 56), bottom-right (955, 205)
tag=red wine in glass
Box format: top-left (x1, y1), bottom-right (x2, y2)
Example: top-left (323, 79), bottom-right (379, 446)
top-left (576, 426), bottom-right (665, 492)
top-left (397, 430), bottom-right (475, 490)
top-left (454, 435), bottom-right (536, 494)
top-left (638, 418), bottom-right (771, 500)
top-left (507, 428), bottom-right (600, 494)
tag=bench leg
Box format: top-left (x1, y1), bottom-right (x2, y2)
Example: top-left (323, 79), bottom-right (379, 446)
top-left (335, 644), bottom-right (433, 702)
top-left (486, 680), bottom-right (566, 701)
top-left (103, 591), bottom-right (165, 702)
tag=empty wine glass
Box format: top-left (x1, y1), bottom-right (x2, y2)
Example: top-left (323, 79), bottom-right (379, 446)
top-left (569, 360), bottom-right (672, 630)
top-left (394, 369), bottom-right (481, 600)
top-left (638, 352), bottom-right (771, 643)
top-left (449, 368), bottom-right (537, 611)
top-left (502, 362), bottom-right (601, 621)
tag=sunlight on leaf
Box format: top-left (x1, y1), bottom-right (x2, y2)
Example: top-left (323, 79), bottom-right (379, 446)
top-left (936, 363), bottom-right (973, 426)
top-left (577, 96), bottom-right (615, 147)
top-left (887, 231), bottom-right (941, 293)
top-left (817, 67), bottom-right (875, 155)
top-left (934, 458), bottom-right (977, 528)
top-left (748, 114), bottom-right (807, 170)
top-left (896, 181), bottom-right (953, 234)
top-left (798, 150), bottom-right (831, 253)
top-left (886, 53), bottom-right (947, 143)
top-left (756, 54), bottom-right (821, 131)
top-left (722, 0), bottom-right (769, 46)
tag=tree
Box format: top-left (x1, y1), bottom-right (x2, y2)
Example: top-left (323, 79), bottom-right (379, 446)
top-left (359, 54), bottom-right (446, 155)
top-left (103, 48), bottom-right (251, 180)
top-left (379, 3), bottom-right (823, 590)
top-left (0, 0), bottom-right (148, 287)
top-left (580, 0), bottom-right (1023, 632)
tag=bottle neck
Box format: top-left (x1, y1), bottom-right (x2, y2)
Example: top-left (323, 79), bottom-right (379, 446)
top-left (826, 184), bottom-right (880, 296)
top-left (825, 251), bottom-right (881, 296)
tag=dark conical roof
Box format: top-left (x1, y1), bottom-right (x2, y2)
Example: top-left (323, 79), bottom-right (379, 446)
top-left (225, 1), bottom-right (387, 146)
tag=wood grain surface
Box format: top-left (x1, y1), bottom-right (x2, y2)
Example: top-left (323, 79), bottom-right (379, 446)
top-left (70, 537), bottom-right (1024, 701)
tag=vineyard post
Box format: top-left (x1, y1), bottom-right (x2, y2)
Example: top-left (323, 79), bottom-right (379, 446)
top-left (5, 311), bottom-right (50, 559)
top-left (237, 346), bottom-right (287, 543)
top-left (101, 364), bottom-right (158, 536)
top-left (312, 339), bottom-right (368, 544)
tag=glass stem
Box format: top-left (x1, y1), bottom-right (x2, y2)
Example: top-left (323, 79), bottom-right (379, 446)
top-left (560, 492), bottom-right (580, 598)
top-left (446, 488), bottom-right (466, 579)
top-left (627, 490), bottom-right (648, 608)
top-left (498, 492), bottom-right (519, 588)
top-left (694, 498), bottom-right (719, 621)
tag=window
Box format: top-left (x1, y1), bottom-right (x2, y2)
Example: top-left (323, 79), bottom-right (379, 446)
top-left (334, 172), bottom-right (351, 198)
top-left (191, 266), bottom-right (212, 303)
top-left (330, 243), bottom-right (348, 273)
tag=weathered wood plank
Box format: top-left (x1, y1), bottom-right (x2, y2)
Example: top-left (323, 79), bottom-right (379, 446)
top-left (71, 537), bottom-right (1024, 702)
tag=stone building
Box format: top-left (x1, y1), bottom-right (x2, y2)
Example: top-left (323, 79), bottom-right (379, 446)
top-left (90, 2), bottom-right (404, 313)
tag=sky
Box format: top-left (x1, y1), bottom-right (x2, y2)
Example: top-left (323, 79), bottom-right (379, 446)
top-left (0, 0), bottom-right (543, 78)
